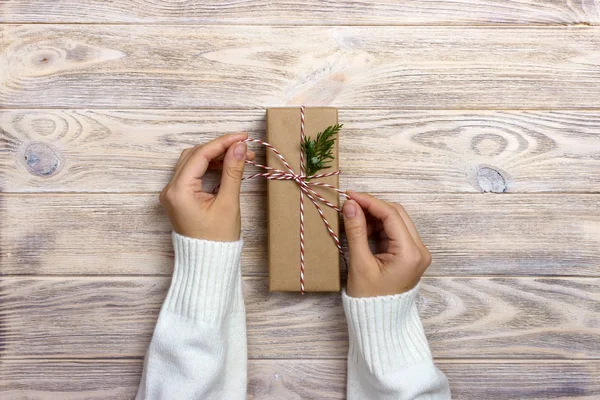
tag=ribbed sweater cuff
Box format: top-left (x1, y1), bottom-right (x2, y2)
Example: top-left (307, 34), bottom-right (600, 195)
top-left (163, 232), bottom-right (244, 325)
top-left (342, 283), bottom-right (433, 375)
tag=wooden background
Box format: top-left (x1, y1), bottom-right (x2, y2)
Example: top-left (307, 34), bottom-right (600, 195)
top-left (1, 1), bottom-right (600, 399)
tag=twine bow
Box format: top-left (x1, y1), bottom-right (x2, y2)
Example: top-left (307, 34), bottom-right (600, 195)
top-left (215, 106), bottom-right (348, 293)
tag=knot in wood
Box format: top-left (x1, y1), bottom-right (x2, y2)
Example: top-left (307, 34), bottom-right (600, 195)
top-left (477, 167), bottom-right (507, 193)
top-left (23, 142), bottom-right (61, 177)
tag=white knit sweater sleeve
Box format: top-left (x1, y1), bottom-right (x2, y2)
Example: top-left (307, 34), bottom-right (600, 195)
top-left (343, 284), bottom-right (451, 400)
top-left (136, 232), bottom-right (247, 400)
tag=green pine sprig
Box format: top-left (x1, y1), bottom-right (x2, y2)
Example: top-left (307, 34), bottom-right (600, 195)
top-left (301, 124), bottom-right (342, 178)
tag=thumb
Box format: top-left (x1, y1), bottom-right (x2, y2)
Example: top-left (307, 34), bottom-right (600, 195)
top-left (343, 200), bottom-right (373, 268)
top-left (217, 141), bottom-right (247, 206)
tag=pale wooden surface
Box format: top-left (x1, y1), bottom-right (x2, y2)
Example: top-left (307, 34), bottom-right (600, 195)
top-left (2, 277), bottom-right (599, 359)
top-left (1, 0), bottom-right (599, 25)
top-left (2, 110), bottom-right (600, 194)
top-left (1, 1), bottom-right (600, 399)
top-left (3, 26), bottom-right (600, 109)
top-left (2, 360), bottom-right (600, 400)
top-left (2, 194), bottom-right (599, 276)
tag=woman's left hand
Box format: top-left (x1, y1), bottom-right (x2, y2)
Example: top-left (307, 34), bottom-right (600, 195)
top-left (160, 133), bottom-right (255, 241)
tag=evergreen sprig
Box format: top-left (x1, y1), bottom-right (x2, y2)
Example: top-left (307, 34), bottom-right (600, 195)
top-left (301, 124), bottom-right (342, 178)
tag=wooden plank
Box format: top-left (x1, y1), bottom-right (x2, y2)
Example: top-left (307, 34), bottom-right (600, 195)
top-left (0, 193), bottom-right (267, 276)
top-left (1, 277), bottom-right (599, 359)
top-left (0, 360), bottom-right (142, 400)
top-left (2, 25), bottom-right (600, 109)
top-left (1, 0), bottom-right (599, 25)
top-left (1, 193), bottom-right (598, 276)
top-left (0, 359), bottom-right (345, 400)
top-left (441, 360), bottom-right (600, 400)
top-left (2, 109), bottom-right (600, 194)
top-left (2, 359), bottom-right (600, 400)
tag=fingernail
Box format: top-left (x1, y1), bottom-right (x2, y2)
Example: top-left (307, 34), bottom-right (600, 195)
top-left (343, 201), bottom-right (356, 218)
top-left (234, 142), bottom-right (247, 160)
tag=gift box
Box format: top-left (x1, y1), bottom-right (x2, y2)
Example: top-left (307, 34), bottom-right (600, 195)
top-left (266, 107), bottom-right (341, 292)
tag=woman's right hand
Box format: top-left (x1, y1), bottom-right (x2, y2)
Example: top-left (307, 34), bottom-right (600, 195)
top-left (342, 191), bottom-right (432, 298)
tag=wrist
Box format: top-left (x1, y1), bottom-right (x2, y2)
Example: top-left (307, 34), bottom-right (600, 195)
top-left (172, 221), bottom-right (241, 242)
top-left (171, 213), bottom-right (241, 242)
top-left (346, 273), bottom-right (420, 298)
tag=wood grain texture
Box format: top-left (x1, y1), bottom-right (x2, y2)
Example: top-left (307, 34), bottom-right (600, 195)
top-left (2, 359), bottom-right (600, 400)
top-left (2, 25), bottom-right (600, 109)
top-left (1, 0), bottom-right (599, 25)
top-left (1, 193), bottom-right (598, 276)
top-left (1, 277), bottom-right (599, 359)
top-left (2, 110), bottom-right (600, 193)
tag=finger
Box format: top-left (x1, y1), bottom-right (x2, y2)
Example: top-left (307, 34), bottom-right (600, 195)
top-left (207, 150), bottom-right (255, 169)
top-left (390, 203), bottom-right (426, 248)
top-left (347, 191), bottom-right (416, 251)
top-left (179, 133), bottom-right (248, 182)
top-left (209, 150), bottom-right (255, 165)
top-left (171, 144), bottom-right (204, 184)
top-left (342, 200), bottom-right (374, 267)
top-left (167, 147), bottom-right (196, 187)
top-left (177, 148), bottom-right (254, 174)
top-left (390, 203), bottom-right (430, 264)
top-left (216, 141), bottom-right (247, 206)
top-left (173, 147), bottom-right (193, 172)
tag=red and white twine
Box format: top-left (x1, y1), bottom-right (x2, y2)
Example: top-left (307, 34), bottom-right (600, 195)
top-left (216, 106), bottom-right (348, 293)
top-left (299, 107), bottom-right (306, 293)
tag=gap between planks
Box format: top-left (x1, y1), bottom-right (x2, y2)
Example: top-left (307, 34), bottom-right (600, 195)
top-left (3, 192), bottom-right (600, 196)
top-left (0, 23), bottom-right (596, 27)
top-left (5, 107), bottom-right (600, 111)
top-left (2, 275), bottom-right (599, 279)
top-left (0, 23), bottom-right (597, 28)
top-left (1, 357), bottom-right (594, 363)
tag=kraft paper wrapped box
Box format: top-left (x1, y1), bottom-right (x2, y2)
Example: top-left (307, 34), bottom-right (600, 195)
top-left (267, 107), bottom-right (341, 292)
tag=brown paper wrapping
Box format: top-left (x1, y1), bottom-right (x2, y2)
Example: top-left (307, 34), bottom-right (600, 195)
top-left (267, 107), bottom-right (341, 292)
